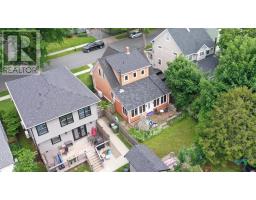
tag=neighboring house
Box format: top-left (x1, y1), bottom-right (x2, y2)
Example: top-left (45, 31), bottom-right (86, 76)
top-left (0, 120), bottom-right (14, 172)
top-left (125, 144), bottom-right (169, 172)
top-left (92, 46), bottom-right (171, 124)
top-left (6, 67), bottom-right (101, 172)
top-left (149, 28), bottom-right (219, 72)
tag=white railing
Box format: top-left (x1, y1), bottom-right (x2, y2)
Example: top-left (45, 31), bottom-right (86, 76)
top-left (95, 140), bottom-right (110, 161)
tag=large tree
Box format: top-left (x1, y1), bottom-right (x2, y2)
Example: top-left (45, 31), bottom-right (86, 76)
top-left (165, 56), bottom-right (203, 110)
top-left (216, 36), bottom-right (256, 91)
top-left (198, 87), bottom-right (256, 166)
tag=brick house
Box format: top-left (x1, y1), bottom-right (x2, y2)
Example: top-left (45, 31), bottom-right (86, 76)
top-left (92, 47), bottom-right (171, 123)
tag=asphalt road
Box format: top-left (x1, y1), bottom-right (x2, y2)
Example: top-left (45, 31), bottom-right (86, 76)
top-left (0, 29), bottom-right (163, 91)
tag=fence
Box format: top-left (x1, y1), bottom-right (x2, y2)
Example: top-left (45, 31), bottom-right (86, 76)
top-left (103, 109), bottom-right (138, 146)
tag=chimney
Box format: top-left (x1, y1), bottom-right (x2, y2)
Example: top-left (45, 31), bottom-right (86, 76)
top-left (125, 46), bottom-right (130, 55)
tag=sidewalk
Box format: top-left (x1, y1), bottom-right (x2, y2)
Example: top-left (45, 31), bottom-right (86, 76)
top-left (73, 63), bottom-right (93, 76)
top-left (0, 95), bottom-right (10, 101)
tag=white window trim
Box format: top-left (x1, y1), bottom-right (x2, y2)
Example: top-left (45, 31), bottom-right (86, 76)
top-left (133, 72), bottom-right (137, 78)
top-left (124, 75), bottom-right (129, 81)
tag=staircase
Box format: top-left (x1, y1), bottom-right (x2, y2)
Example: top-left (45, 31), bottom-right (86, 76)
top-left (86, 150), bottom-right (103, 172)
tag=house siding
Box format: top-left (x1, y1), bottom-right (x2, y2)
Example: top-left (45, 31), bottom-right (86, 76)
top-left (151, 29), bottom-right (182, 71)
top-left (120, 67), bottom-right (149, 86)
top-left (30, 104), bottom-right (98, 145)
top-left (92, 62), bottom-right (114, 101)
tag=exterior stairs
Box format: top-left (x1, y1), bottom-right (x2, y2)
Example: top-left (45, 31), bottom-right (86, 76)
top-left (86, 150), bottom-right (103, 172)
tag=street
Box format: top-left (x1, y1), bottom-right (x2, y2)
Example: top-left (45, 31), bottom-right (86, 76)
top-left (0, 29), bottom-right (163, 91)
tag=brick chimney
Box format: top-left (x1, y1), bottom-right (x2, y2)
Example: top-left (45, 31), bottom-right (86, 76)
top-left (125, 46), bottom-right (130, 55)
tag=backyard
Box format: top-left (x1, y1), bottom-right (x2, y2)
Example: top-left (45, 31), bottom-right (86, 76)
top-left (144, 116), bottom-right (197, 158)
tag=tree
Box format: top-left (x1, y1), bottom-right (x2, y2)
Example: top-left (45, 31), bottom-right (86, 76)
top-left (1, 108), bottom-right (21, 137)
top-left (198, 87), bottom-right (256, 166)
top-left (218, 28), bottom-right (256, 51)
top-left (14, 148), bottom-right (39, 172)
top-left (216, 36), bottom-right (256, 91)
top-left (165, 56), bottom-right (203, 110)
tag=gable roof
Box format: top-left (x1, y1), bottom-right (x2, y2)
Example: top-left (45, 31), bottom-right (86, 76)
top-left (125, 144), bottom-right (169, 172)
top-left (105, 49), bottom-right (150, 74)
top-left (167, 28), bottom-right (215, 55)
top-left (99, 47), bottom-right (170, 111)
top-left (0, 121), bottom-right (14, 170)
top-left (197, 54), bottom-right (218, 73)
top-left (6, 67), bottom-right (100, 129)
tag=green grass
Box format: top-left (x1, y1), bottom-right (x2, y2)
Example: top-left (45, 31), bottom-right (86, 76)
top-left (68, 163), bottom-right (91, 172)
top-left (47, 36), bottom-right (96, 53)
top-left (0, 99), bottom-right (15, 113)
top-left (70, 65), bottom-right (89, 73)
top-left (117, 133), bottom-right (133, 149)
top-left (145, 43), bottom-right (152, 50)
top-left (144, 117), bottom-right (197, 158)
top-left (115, 164), bottom-right (129, 172)
top-left (77, 73), bottom-right (94, 91)
top-left (0, 90), bottom-right (9, 97)
top-left (47, 47), bottom-right (83, 60)
top-left (210, 162), bottom-right (242, 172)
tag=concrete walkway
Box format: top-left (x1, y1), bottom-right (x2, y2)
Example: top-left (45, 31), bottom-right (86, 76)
top-left (0, 95), bottom-right (10, 101)
top-left (47, 43), bottom-right (89, 56)
top-left (97, 117), bottom-right (129, 172)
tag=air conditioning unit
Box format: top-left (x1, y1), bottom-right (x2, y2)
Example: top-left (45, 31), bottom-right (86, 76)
top-left (24, 130), bottom-right (30, 139)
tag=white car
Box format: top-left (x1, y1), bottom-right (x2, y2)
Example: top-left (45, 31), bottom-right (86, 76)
top-left (129, 31), bottom-right (143, 39)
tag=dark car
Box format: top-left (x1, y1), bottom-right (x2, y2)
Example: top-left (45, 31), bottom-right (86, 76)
top-left (83, 40), bottom-right (104, 53)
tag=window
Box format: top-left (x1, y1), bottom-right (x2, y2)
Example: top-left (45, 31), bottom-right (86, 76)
top-left (72, 125), bottom-right (87, 141)
top-left (161, 96), bottom-right (164, 104)
top-left (157, 98), bottom-right (160, 106)
top-left (133, 72), bottom-right (137, 78)
top-left (188, 55), bottom-right (192, 60)
top-left (200, 51), bottom-right (204, 56)
top-left (131, 108), bottom-right (138, 117)
top-left (36, 123), bottom-right (48, 136)
top-left (141, 70), bottom-right (145, 75)
top-left (139, 106), bottom-right (142, 114)
top-left (139, 105), bottom-right (146, 113)
top-left (158, 59), bottom-right (161, 65)
top-left (123, 107), bottom-right (127, 116)
top-left (59, 113), bottom-right (74, 127)
top-left (158, 46), bottom-right (162, 48)
top-left (98, 69), bottom-right (101, 76)
top-left (153, 99), bottom-right (157, 107)
top-left (206, 50), bottom-right (210, 55)
top-left (124, 75), bottom-right (128, 81)
top-left (51, 135), bottom-right (61, 145)
top-left (78, 107), bottom-right (91, 119)
top-left (163, 95), bottom-right (167, 103)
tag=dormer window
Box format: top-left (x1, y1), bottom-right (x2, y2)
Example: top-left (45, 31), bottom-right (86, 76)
top-left (124, 75), bottom-right (128, 81)
top-left (141, 70), bottom-right (145, 75)
top-left (98, 68), bottom-right (101, 76)
top-left (133, 72), bottom-right (137, 78)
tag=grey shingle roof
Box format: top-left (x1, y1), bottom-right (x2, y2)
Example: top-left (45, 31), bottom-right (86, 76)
top-left (0, 121), bottom-right (14, 170)
top-left (125, 144), bottom-right (169, 172)
top-left (197, 54), bottom-right (218, 72)
top-left (99, 48), bottom-right (170, 111)
top-left (167, 28), bottom-right (215, 55)
top-left (6, 67), bottom-right (100, 129)
top-left (105, 49), bottom-right (150, 74)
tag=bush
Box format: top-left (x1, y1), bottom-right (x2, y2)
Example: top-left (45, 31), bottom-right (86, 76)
top-left (1, 108), bottom-right (21, 137)
top-left (129, 128), bottom-right (162, 142)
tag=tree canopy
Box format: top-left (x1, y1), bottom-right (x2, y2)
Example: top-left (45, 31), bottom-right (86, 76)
top-left (14, 148), bottom-right (39, 172)
top-left (198, 87), bottom-right (256, 166)
top-left (165, 56), bottom-right (203, 110)
top-left (216, 36), bottom-right (256, 91)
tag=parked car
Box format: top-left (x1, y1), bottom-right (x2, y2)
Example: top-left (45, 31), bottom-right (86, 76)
top-left (83, 40), bottom-right (104, 53)
top-left (129, 31), bottom-right (143, 39)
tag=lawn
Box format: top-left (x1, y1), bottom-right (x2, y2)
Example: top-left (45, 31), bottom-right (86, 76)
top-left (77, 73), bottom-right (94, 91)
top-left (68, 163), bottom-right (91, 172)
top-left (47, 47), bottom-right (83, 60)
top-left (47, 36), bottom-right (96, 53)
top-left (71, 65), bottom-right (89, 73)
top-left (0, 90), bottom-right (9, 97)
top-left (0, 99), bottom-right (15, 113)
top-left (144, 117), bottom-right (197, 158)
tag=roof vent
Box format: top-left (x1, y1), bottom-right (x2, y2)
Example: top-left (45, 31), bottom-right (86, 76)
top-left (119, 89), bottom-right (125, 93)
top-left (125, 46), bottom-right (130, 55)
top-left (186, 28), bottom-right (190, 32)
